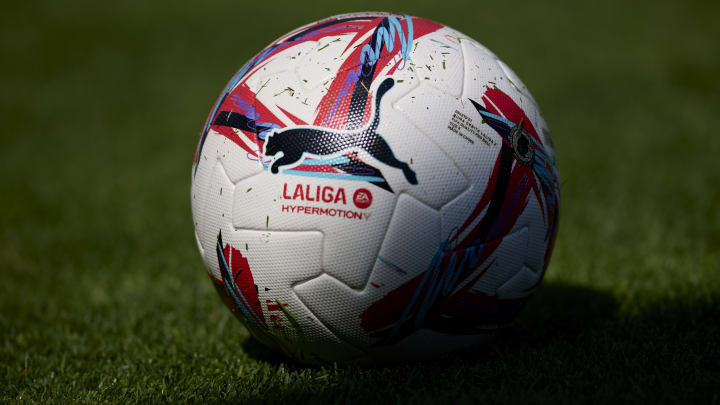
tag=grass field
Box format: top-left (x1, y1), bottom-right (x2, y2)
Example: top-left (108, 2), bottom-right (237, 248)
top-left (1, 0), bottom-right (719, 403)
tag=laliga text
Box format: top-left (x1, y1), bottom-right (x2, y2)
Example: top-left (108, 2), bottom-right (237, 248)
top-left (281, 182), bottom-right (373, 221)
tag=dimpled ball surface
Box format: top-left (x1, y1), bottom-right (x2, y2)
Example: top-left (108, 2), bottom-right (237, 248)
top-left (191, 12), bottom-right (560, 364)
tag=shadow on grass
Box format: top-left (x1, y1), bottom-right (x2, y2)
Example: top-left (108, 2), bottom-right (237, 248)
top-left (232, 284), bottom-right (719, 403)
top-left (241, 283), bottom-right (619, 367)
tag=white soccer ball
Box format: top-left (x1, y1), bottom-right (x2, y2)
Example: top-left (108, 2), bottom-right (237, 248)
top-left (191, 12), bottom-right (560, 364)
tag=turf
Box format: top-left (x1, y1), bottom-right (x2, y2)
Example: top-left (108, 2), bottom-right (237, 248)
top-left (1, 0), bottom-right (719, 403)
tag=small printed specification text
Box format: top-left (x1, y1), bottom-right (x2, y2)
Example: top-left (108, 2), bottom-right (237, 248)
top-left (447, 110), bottom-right (496, 147)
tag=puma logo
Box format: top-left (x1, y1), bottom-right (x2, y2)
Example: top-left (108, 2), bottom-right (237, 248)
top-left (263, 77), bottom-right (418, 185)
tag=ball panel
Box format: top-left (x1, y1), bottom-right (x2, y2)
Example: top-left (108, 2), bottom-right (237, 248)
top-left (513, 191), bottom-right (551, 275)
top-left (197, 159), bottom-right (236, 281)
top-left (371, 105), bottom-right (470, 210)
top-left (191, 133), bottom-right (223, 252)
top-left (497, 265), bottom-right (541, 300)
top-left (294, 273), bottom-right (372, 348)
top-left (408, 27), bottom-right (465, 98)
top-left (394, 83), bottom-right (501, 186)
top-left (467, 226), bottom-right (530, 295)
top-left (217, 228), bottom-right (364, 363)
top-left (293, 193), bottom-right (442, 347)
top-left (231, 170), bottom-right (398, 289)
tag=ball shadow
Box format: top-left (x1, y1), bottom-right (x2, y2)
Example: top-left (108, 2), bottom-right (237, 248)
top-left (235, 284), bottom-right (719, 403)
top-left (496, 282), bottom-right (619, 348)
top-left (241, 283), bottom-right (618, 367)
top-left (240, 333), bottom-right (299, 367)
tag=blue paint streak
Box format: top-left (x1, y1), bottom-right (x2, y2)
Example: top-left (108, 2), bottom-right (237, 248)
top-left (476, 109), bottom-right (516, 128)
top-left (359, 15), bottom-right (414, 66)
top-left (281, 170), bottom-right (386, 183)
top-left (384, 238), bottom-right (487, 337)
top-left (429, 38), bottom-right (458, 51)
top-left (533, 161), bottom-right (554, 186)
top-left (415, 248), bottom-right (470, 326)
top-left (296, 156), bottom-right (350, 166)
top-left (323, 15), bottom-right (414, 127)
top-left (387, 246), bottom-right (444, 339)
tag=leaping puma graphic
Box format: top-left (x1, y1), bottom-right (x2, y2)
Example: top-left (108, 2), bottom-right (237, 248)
top-left (263, 77), bottom-right (418, 185)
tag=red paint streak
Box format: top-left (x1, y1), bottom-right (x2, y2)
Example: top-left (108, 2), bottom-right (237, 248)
top-left (339, 19), bottom-right (381, 55)
top-left (360, 272), bottom-right (426, 336)
top-left (225, 244), bottom-right (265, 324)
top-left (212, 125), bottom-right (258, 157)
top-left (360, 253), bottom-right (497, 337)
top-left (277, 105), bottom-right (308, 126)
top-left (451, 150), bottom-right (503, 245)
top-left (483, 88), bottom-right (540, 140)
top-left (266, 301), bottom-right (288, 311)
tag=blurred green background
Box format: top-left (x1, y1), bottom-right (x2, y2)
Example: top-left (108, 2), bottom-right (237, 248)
top-left (1, 0), bottom-right (718, 402)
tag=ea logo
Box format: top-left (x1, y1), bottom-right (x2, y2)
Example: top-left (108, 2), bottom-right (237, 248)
top-left (353, 188), bottom-right (373, 209)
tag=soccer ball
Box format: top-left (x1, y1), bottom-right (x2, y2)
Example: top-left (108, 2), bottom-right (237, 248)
top-left (191, 12), bottom-right (560, 364)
